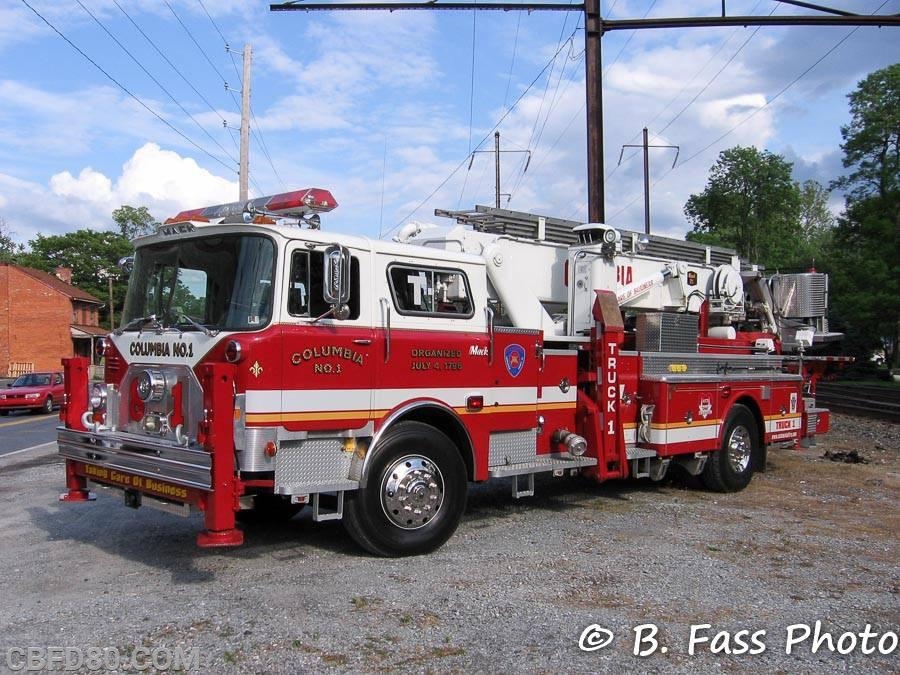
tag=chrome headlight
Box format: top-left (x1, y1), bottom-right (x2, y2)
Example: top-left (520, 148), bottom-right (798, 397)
top-left (89, 383), bottom-right (108, 411)
top-left (136, 370), bottom-right (166, 402)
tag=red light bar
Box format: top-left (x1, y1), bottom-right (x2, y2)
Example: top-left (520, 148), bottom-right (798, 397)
top-left (168, 188), bottom-right (338, 222)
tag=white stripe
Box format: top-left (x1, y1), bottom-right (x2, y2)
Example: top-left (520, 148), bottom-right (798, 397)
top-left (247, 386), bottom-right (543, 413)
top-left (246, 390), bottom-right (283, 411)
top-left (648, 424), bottom-right (720, 445)
top-left (538, 386), bottom-right (577, 404)
top-left (765, 418), bottom-right (802, 433)
top-left (1, 441), bottom-right (56, 458)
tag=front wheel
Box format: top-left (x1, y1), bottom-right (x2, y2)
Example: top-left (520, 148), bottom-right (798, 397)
top-left (344, 421), bottom-right (467, 557)
top-left (702, 404), bottom-right (758, 492)
top-left (39, 396), bottom-right (53, 414)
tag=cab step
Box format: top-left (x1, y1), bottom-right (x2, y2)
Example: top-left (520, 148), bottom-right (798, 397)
top-left (488, 453), bottom-right (599, 498)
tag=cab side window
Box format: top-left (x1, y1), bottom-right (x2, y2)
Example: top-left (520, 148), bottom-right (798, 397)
top-left (387, 265), bottom-right (473, 317)
top-left (289, 249), bottom-right (360, 319)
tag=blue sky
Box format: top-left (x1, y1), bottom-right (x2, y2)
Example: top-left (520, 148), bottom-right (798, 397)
top-left (1, 1), bottom-right (897, 246)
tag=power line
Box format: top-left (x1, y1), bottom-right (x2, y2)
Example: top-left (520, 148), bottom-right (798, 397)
top-left (509, 34), bottom-right (584, 199)
top-left (502, 12), bottom-right (522, 111)
top-left (196, 0), bottom-right (287, 191)
top-left (19, 0), bottom-right (234, 174)
top-left (163, 0), bottom-right (241, 111)
top-left (502, 6), bottom-right (580, 201)
top-left (607, 14), bottom-right (885, 225)
top-left (602, 0), bottom-right (772, 206)
top-left (197, 0), bottom-right (231, 46)
top-left (602, 0), bottom-right (658, 77)
top-left (467, 8), bottom-right (478, 154)
top-left (646, 0), bottom-right (766, 138)
top-left (388, 25), bottom-right (581, 237)
top-left (522, 11), bottom-right (575, 162)
top-left (112, 0), bottom-right (222, 120)
top-left (76, 0), bottom-right (236, 167)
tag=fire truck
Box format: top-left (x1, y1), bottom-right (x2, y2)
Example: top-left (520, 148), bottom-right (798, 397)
top-left (58, 189), bottom-right (840, 556)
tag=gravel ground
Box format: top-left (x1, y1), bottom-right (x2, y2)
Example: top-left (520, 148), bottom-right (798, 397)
top-left (0, 413), bottom-right (897, 673)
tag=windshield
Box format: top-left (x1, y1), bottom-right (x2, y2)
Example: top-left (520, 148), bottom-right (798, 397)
top-left (121, 234), bottom-right (276, 332)
top-left (13, 373), bottom-right (53, 387)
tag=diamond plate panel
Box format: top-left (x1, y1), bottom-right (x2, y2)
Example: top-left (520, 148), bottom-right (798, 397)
top-left (636, 313), bottom-right (698, 353)
top-left (488, 430), bottom-right (537, 467)
top-left (641, 353), bottom-right (785, 376)
top-left (275, 439), bottom-right (352, 493)
top-left (771, 273), bottom-right (827, 318)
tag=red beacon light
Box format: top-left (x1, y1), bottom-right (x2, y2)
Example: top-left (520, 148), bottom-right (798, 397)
top-left (165, 188), bottom-right (338, 225)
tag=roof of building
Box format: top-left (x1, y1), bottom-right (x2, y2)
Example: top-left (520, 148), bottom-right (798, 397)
top-left (2, 263), bottom-right (102, 304)
top-left (71, 324), bottom-right (109, 337)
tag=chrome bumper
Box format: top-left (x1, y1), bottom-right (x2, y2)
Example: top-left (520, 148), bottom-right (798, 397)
top-left (57, 427), bottom-right (212, 491)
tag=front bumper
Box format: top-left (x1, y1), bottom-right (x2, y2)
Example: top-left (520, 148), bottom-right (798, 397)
top-left (57, 427), bottom-right (212, 491)
top-left (0, 401), bottom-right (43, 413)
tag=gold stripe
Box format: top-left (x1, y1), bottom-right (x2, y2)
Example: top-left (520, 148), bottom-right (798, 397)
top-left (246, 400), bottom-right (576, 425)
top-left (0, 415), bottom-right (52, 429)
top-left (650, 419), bottom-right (720, 430)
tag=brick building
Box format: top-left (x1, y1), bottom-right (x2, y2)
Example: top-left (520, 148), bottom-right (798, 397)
top-left (0, 263), bottom-right (106, 376)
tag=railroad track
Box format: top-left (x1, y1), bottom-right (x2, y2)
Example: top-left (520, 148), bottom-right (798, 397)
top-left (815, 382), bottom-right (900, 423)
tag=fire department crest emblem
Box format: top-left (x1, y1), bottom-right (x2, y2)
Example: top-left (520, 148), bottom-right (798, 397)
top-left (504, 344), bottom-right (526, 378)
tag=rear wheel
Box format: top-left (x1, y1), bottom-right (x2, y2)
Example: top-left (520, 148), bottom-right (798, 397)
top-left (702, 404), bottom-right (758, 492)
top-left (344, 421), bottom-right (467, 557)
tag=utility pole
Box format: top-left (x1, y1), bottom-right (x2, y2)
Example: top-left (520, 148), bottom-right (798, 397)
top-left (618, 128), bottom-right (679, 234)
top-left (469, 131), bottom-right (531, 208)
top-left (97, 269), bottom-right (118, 331)
top-left (494, 131), bottom-right (500, 209)
top-left (584, 0), bottom-right (603, 223)
top-left (239, 44), bottom-right (252, 202)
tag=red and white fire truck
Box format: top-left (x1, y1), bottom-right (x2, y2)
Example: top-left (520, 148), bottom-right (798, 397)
top-left (58, 189), bottom-right (841, 556)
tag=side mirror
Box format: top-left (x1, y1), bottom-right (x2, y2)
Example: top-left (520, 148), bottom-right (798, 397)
top-left (323, 244), bottom-right (351, 318)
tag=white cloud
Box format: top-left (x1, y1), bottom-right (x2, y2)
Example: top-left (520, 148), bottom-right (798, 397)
top-left (1, 143), bottom-right (236, 246)
top-left (114, 143), bottom-right (235, 206)
top-left (50, 167), bottom-right (113, 201)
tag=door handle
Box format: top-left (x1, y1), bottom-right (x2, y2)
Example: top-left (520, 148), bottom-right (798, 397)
top-left (353, 339), bottom-right (372, 345)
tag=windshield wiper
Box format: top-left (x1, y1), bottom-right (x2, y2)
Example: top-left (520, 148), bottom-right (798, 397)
top-left (115, 314), bottom-right (162, 335)
top-left (172, 312), bottom-right (218, 337)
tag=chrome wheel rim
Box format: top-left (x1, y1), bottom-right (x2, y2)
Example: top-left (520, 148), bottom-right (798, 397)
top-left (726, 426), bottom-right (752, 473)
top-left (381, 455), bottom-right (444, 530)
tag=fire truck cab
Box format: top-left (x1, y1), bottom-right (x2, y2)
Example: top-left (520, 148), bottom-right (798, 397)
top-left (58, 190), bottom-right (838, 556)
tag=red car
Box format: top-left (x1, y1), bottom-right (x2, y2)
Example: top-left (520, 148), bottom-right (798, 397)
top-left (0, 371), bottom-right (65, 415)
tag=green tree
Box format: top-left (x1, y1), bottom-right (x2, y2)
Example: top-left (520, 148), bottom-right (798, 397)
top-left (827, 64), bottom-right (900, 368)
top-left (0, 216), bottom-right (22, 262)
top-left (797, 179), bottom-right (835, 268)
top-left (16, 229), bottom-right (133, 326)
top-left (684, 146), bottom-right (804, 269)
top-left (112, 205), bottom-right (159, 240)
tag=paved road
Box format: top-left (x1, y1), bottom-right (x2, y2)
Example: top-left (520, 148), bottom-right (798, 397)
top-left (0, 412), bottom-right (58, 458)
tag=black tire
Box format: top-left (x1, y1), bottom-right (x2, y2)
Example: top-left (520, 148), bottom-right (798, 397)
top-left (37, 396), bottom-right (53, 415)
top-left (702, 404), bottom-right (758, 492)
top-left (0, 410), bottom-right (8, 416)
top-left (344, 421), bottom-right (467, 557)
